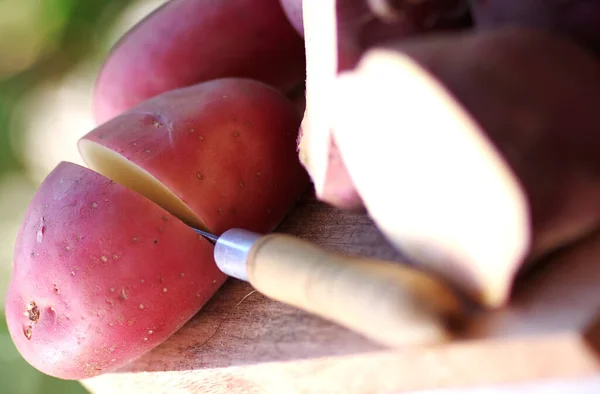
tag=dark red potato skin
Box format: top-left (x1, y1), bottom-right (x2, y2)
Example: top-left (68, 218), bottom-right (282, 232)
top-left (336, 0), bottom-right (472, 70)
top-left (470, 0), bottom-right (600, 53)
top-left (93, 0), bottom-right (306, 124)
top-left (6, 162), bottom-right (225, 380)
top-left (279, 0), bottom-right (304, 36)
top-left (8, 78), bottom-right (309, 380)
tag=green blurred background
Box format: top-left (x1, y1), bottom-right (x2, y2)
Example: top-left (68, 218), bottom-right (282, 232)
top-left (0, 1), bottom-right (167, 392)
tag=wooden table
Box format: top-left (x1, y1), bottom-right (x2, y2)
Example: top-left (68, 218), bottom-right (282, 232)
top-left (82, 191), bottom-right (600, 393)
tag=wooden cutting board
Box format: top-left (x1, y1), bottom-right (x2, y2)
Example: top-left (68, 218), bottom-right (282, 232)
top-left (81, 190), bottom-right (600, 394)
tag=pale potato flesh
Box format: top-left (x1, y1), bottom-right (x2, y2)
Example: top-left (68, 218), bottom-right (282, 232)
top-left (79, 139), bottom-right (206, 230)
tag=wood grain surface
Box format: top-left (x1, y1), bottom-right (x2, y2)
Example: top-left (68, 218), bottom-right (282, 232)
top-left (82, 190), bottom-right (600, 393)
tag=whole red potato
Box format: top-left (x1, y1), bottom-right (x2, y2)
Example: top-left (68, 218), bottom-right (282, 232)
top-left (93, 0), bottom-right (305, 123)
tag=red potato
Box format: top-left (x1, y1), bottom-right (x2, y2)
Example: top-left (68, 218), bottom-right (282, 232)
top-left (93, 0), bottom-right (306, 124)
top-left (80, 78), bottom-right (310, 236)
top-left (470, 0), bottom-right (600, 53)
top-left (329, 27), bottom-right (600, 307)
top-left (299, 0), bottom-right (471, 211)
top-left (7, 78), bottom-right (309, 380)
top-left (6, 162), bottom-right (226, 380)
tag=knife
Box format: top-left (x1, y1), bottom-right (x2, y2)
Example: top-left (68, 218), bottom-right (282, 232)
top-left (193, 227), bottom-right (466, 348)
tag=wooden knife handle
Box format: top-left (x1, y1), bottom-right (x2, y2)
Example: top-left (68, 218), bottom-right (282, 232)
top-left (246, 233), bottom-right (466, 348)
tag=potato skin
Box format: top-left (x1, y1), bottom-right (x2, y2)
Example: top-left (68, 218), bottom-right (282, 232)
top-left (93, 0), bottom-right (306, 123)
top-left (389, 27), bottom-right (600, 261)
top-left (470, 0), bottom-right (600, 53)
top-left (82, 78), bottom-right (310, 235)
top-left (6, 162), bottom-right (225, 380)
top-left (279, 0), bottom-right (304, 36)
